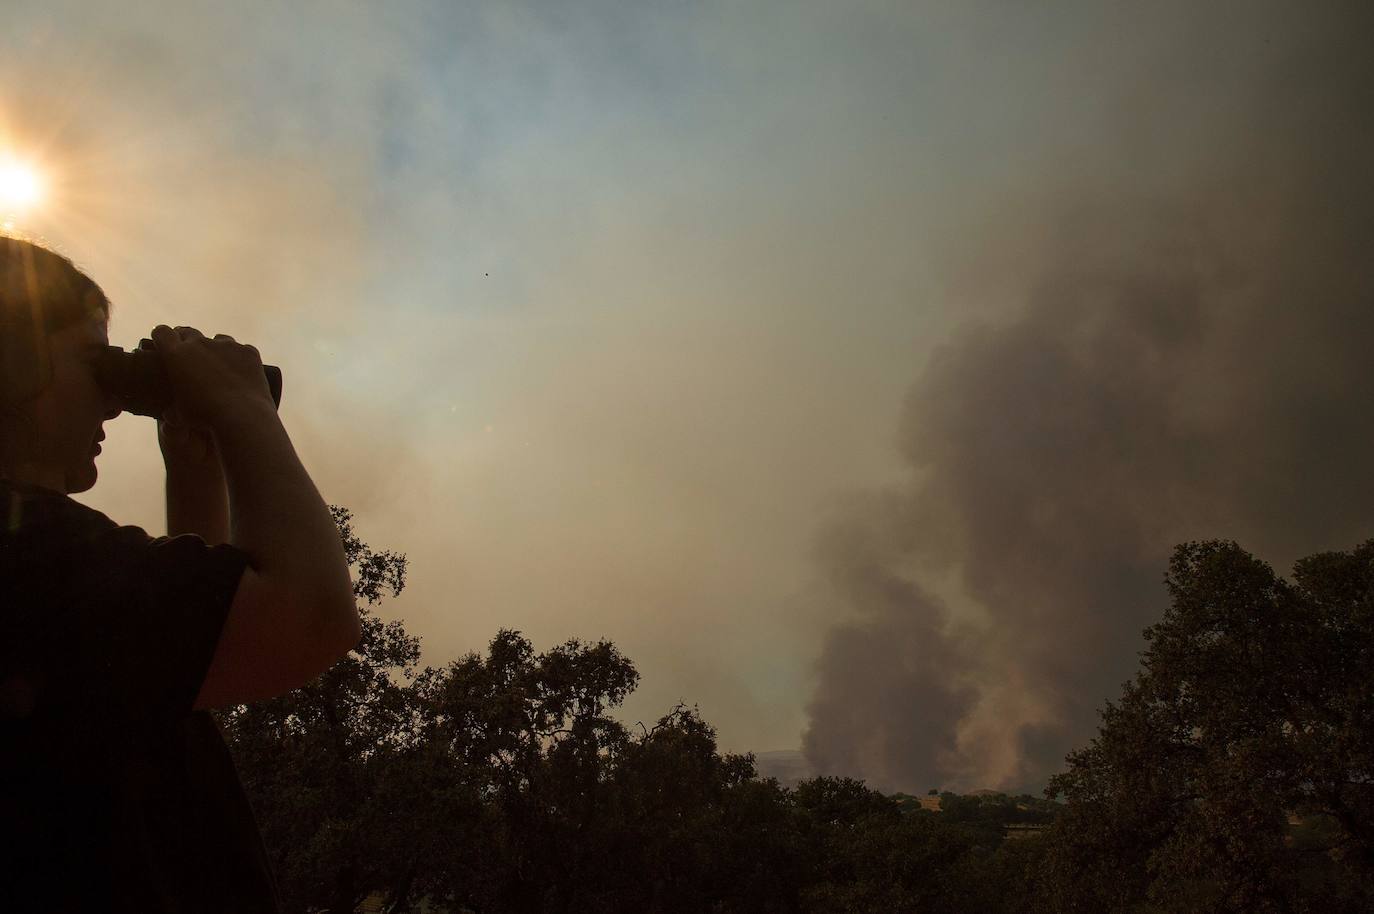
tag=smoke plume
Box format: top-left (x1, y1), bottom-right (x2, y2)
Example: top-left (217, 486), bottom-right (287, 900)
top-left (803, 4), bottom-right (1374, 791)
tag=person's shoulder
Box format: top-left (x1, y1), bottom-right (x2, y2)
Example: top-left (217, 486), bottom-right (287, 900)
top-left (0, 479), bottom-right (123, 546)
top-left (0, 482), bottom-right (134, 631)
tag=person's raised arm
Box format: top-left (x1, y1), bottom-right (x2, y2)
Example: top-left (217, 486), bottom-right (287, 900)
top-left (149, 324), bottom-right (358, 709)
top-left (160, 419), bottom-right (230, 544)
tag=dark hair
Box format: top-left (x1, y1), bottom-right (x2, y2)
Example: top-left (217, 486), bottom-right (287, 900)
top-left (0, 236), bottom-right (110, 405)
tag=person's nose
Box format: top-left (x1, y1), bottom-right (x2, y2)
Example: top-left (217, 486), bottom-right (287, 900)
top-left (102, 391), bottom-right (123, 421)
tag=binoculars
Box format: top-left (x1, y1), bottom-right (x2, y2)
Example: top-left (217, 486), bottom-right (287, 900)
top-left (94, 339), bottom-right (283, 418)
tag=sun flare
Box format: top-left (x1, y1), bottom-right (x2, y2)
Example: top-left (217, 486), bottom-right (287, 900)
top-left (0, 159), bottom-right (43, 212)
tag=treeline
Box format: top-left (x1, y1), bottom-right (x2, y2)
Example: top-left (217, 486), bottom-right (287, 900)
top-left (214, 510), bottom-right (1374, 912)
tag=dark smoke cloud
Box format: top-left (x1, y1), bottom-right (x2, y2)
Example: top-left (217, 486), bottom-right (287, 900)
top-left (804, 5), bottom-right (1374, 792)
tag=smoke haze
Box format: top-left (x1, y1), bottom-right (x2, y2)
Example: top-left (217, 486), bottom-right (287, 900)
top-left (1, 2), bottom-right (1369, 788)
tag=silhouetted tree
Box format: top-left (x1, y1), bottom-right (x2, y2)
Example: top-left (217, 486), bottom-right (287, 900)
top-left (1041, 539), bottom-right (1374, 913)
top-left (216, 508), bottom-right (1059, 913)
top-left (407, 626), bottom-right (641, 911)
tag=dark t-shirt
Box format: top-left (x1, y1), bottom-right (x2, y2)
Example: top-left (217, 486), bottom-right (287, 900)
top-left (0, 479), bottom-right (281, 913)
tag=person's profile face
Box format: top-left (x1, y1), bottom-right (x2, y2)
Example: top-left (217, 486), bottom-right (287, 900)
top-left (21, 312), bottom-right (122, 494)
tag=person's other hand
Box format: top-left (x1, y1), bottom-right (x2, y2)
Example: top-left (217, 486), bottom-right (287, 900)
top-left (157, 411), bottom-right (221, 472)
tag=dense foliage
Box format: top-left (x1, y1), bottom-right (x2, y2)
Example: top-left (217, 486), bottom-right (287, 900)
top-left (214, 516), bottom-right (1374, 912)
top-left (1041, 539), bottom-right (1374, 912)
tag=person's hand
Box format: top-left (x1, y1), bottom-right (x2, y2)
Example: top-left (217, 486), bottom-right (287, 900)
top-left (157, 411), bottom-right (222, 472)
top-left (138, 335), bottom-right (221, 471)
top-left (149, 325), bottom-right (274, 431)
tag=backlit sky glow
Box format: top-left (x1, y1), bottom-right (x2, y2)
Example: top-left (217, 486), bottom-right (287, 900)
top-left (4, 2), bottom-right (1370, 791)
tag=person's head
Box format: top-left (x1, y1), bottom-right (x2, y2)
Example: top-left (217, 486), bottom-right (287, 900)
top-left (0, 237), bottom-right (121, 494)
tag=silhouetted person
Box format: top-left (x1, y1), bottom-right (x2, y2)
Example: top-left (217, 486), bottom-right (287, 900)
top-left (0, 237), bottom-right (358, 912)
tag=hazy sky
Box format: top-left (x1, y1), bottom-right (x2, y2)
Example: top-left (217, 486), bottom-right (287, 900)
top-left (4, 2), bottom-right (1369, 790)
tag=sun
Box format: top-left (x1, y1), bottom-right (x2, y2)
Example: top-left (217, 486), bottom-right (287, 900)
top-left (0, 158), bottom-right (43, 212)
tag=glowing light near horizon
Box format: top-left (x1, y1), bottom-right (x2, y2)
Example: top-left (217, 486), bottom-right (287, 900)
top-left (0, 159), bottom-right (43, 213)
